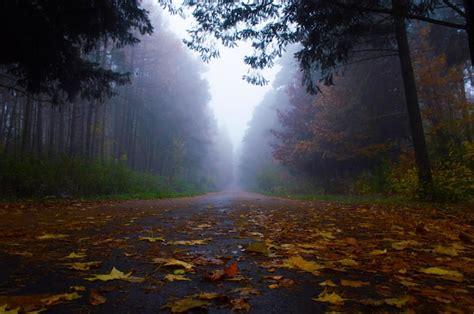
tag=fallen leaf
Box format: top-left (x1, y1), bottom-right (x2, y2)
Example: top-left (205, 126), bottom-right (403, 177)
top-left (284, 256), bottom-right (323, 274)
top-left (64, 252), bottom-right (86, 259)
top-left (161, 298), bottom-right (208, 313)
top-left (138, 236), bottom-right (165, 243)
top-left (391, 240), bottom-right (420, 251)
top-left (204, 269), bottom-right (226, 282)
top-left (279, 278), bottom-right (296, 288)
top-left (89, 290), bottom-right (106, 306)
top-left (85, 267), bottom-right (144, 282)
top-left (153, 258), bottom-right (194, 271)
top-left (169, 239), bottom-right (209, 245)
top-left (268, 284), bottom-right (279, 289)
top-left (224, 262), bottom-right (239, 278)
top-left (70, 286), bottom-right (86, 292)
top-left (193, 292), bottom-right (227, 301)
top-left (384, 295), bottom-right (413, 308)
top-left (419, 267), bottom-right (463, 281)
top-left (40, 292), bottom-right (81, 306)
top-left (313, 290), bottom-right (344, 305)
top-left (434, 245), bottom-right (461, 257)
top-left (0, 305), bottom-right (19, 314)
top-left (340, 279), bottom-right (369, 287)
top-left (369, 249), bottom-right (387, 255)
top-left (36, 234), bottom-right (68, 240)
top-left (338, 258), bottom-right (359, 266)
top-left (164, 274), bottom-right (191, 282)
top-left (319, 280), bottom-right (337, 287)
top-left (264, 276), bottom-right (284, 281)
top-left (246, 242), bottom-right (269, 255)
top-left (231, 298), bottom-right (251, 312)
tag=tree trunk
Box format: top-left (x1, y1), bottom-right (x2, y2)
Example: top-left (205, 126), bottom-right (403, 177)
top-left (393, 0), bottom-right (433, 198)
top-left (21, 96), bottom-right (33, 155)
top-left (34, 102), bottom-right (43, 155)
top-left (4, 100), bottom-right (16, 154)
top-left (48, 104), bottom-right (56, 156)
top-left (85, 101), bottom-right (94, 158)
top-left (464, 0), bottom-right (474, 67)
top-left (69, 102), bottom-right (78, 155)
top-left (58, 106), bottom-right (65, 154)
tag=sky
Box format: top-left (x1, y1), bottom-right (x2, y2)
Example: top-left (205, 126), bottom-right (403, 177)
top-left (165, 11), bottom-right (280, 149)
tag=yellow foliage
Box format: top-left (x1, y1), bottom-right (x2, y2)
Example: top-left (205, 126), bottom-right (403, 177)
top-left (384, 295), bottom-right (412, 308)
top-left (391, 240), bottom-right (420, 251)
top-left (313, 290), bottom-right (344, 305)
top-left (138, 236), bottom-right (165, 243)
top-left (85, 267), bottom-right (144, 282)
top-left (284, 256), bottom-right (323, 274)
top-left (420, 267), bottom-right (463, 281)
top-left (36, 234), bottom-right (68, 240)
top-left (153, 258), bottom-right (194, 271)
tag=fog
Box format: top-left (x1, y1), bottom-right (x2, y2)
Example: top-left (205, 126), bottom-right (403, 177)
top-left (167, 12), bottom-right (281, 149)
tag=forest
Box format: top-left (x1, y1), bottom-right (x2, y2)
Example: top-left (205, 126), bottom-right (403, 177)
top-left (0, 1), bottom-right (473, 313)
top-left (0, 2), bottom-right (233, 199)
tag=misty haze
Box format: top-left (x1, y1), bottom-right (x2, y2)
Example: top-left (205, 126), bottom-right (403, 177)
top-left (0, 1), bottom-right (473, 313)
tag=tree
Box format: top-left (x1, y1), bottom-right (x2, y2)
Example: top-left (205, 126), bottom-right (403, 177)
top-left (0, 0), bottom-right (153, 101)
top-left (170, 0), bottom-right (471, 197)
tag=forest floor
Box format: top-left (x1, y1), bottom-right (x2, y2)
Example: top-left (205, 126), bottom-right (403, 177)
top-left (0, 190), bottom-right (473, 313)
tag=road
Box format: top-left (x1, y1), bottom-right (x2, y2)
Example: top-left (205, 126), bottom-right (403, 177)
top-left (0, 190), bottom-right (473, 313)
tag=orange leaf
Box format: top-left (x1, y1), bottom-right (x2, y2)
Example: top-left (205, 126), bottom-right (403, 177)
top-left (225, 262), bottom-right (239, 278)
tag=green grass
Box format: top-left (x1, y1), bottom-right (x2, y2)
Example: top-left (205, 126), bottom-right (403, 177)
top-left (0, 154), bottom-right (207, 201)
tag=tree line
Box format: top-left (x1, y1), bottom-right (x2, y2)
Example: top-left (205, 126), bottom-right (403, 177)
top-left (179, 0), bottom-right (473, 200)
top-left (0, 2), bottom-right (233, 197)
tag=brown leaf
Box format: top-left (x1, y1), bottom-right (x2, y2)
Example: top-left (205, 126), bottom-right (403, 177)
top-left (225, 262), bottom-right (239, 278)
top-left (89, 290), bottom-right (106, 306)
top-left (231, 298), bottom-right (251, 312)
top-left (204, 269), bottom-right (226, 282)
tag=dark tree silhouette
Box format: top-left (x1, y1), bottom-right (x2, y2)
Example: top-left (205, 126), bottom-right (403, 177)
top-left (0, 0), bottom-right (153, 101)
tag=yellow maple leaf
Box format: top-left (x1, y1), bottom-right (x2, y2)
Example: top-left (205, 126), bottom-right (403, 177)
top-left (313, 291), bottom-right (344, 305)
top-left (85, 267), bottom-right (144, 282)
top-left (164, 274), bottom-right (191, 282)
top-left (285, 256), bottom-right (323, 274)
top-left (153, 258), bottom-right (194, 271)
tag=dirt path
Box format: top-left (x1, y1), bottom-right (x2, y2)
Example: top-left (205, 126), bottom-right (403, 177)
top-left (0, 190), bottom-right (473, 313)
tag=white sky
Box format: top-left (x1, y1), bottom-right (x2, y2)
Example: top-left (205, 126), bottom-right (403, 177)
top-left (164, 11), bottom-right (280, 149)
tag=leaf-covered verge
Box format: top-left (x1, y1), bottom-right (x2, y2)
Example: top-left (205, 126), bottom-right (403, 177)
top-left (0, 154), bottom-right (209, 200)
top-left (0, 192), bottom-right (472, 313)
